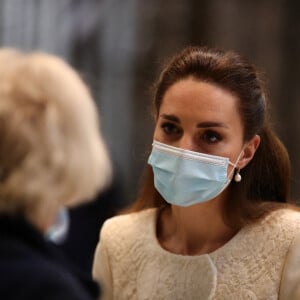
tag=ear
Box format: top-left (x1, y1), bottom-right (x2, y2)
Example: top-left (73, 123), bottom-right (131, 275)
top-left (238, 135), bottom-right (261, 169)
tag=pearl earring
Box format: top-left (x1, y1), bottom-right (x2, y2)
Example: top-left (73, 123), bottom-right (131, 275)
top-left (234, 169), bottom-right (242, 182)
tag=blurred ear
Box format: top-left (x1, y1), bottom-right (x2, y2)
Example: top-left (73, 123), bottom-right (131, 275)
top-left (238, 135), bottom-right (261, 169)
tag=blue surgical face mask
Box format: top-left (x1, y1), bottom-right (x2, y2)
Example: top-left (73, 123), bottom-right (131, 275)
top-left (148, 140), bottom-right (242, 207)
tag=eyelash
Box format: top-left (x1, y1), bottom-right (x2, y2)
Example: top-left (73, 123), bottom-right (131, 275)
top-left (161, 122), bottom-right (181, 135)
top-left (161, 122), bottom-right (222, 145)
top-left (201, 130), bottom-right (222, 144)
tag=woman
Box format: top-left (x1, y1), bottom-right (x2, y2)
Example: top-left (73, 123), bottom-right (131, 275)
top-left (0, 49), bottom-right (112, 299)
top-left (93, 46), bottom-right (300, 299)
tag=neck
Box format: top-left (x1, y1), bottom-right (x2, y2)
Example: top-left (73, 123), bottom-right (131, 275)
top-left (157, 197), bottom-right (237, 255)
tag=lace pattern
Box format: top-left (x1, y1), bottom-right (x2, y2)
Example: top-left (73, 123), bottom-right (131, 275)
top-left (95, 208), bottom-right (300, 299)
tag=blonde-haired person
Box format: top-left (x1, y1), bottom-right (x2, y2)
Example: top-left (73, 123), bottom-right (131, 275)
top-left (0, 48), bottom-right (112, 300)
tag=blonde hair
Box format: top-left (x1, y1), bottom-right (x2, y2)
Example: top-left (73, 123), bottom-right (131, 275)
top-left (0, 49), bottom-right (112, 227)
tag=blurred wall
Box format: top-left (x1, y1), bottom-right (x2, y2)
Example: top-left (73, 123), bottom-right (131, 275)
top-left (1, 0), bottom-right (300, 203)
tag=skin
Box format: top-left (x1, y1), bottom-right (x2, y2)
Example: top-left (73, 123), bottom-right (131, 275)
top-left (153, 77), bottom-right (260, 255)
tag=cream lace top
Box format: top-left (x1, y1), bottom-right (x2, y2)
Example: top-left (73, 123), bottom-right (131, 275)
top-left (93, 208), bottom-right (300, 300)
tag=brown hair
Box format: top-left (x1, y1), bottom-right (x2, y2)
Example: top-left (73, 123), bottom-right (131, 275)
top-left (129, 46), bottom-right (293, 228)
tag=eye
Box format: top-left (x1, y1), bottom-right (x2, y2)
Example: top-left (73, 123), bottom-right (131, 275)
top-left (202, 130), bottom-right (222, 144)
top-left (161, 122), bottom-right (181, 135)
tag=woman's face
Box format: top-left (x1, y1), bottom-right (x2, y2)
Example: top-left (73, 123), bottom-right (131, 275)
top-left (153, 77), bottom-right (245, 166)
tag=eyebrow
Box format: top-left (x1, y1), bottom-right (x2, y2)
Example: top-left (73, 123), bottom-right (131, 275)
top-left (160, 114), bottom-right (229, 128)
top-left (196, 121), bottom-right (229, 129)
top-left (160, 114), bottom-right (180, 123)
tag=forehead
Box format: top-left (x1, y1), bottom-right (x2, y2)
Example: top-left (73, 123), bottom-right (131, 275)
top-left (159, 78), bottom-right (241, 124)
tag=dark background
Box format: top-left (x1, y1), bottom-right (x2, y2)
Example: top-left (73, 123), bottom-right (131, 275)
top-left (1, 0), bottom-right (300, 205)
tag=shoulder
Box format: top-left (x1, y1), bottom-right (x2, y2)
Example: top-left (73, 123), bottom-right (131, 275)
top-left (227, 208), bottom-right (300, 253)
top-left (98, 208), bottom-right (157, 258)
top-left (262, 208), bottom-right (300, 232)
top-left (100, 208), bottom-right (157, 240)
top-left (242, 208), bottom-right (300, 246)
top-left (0, 241), bottom-right (96, 300)
top-left (25, 262), bottom-right (95, 300)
